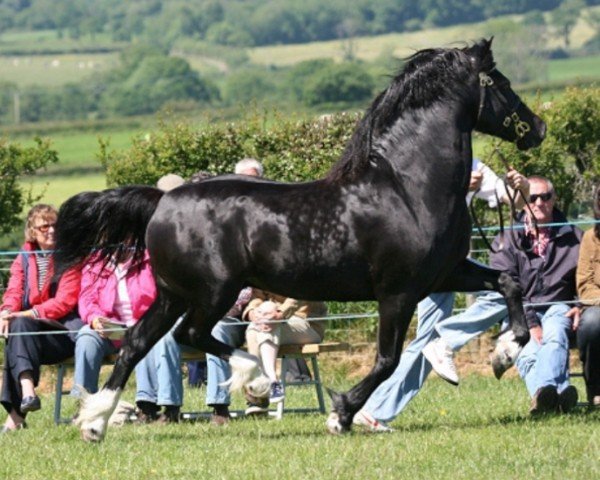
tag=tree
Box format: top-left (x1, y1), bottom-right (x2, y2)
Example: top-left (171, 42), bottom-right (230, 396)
top-left (550, 0), bottom-right (586, 49)
top-left (0, 138), bottom-right (58, 233)
top-left (101, 54), bottom-right (219, 116)
top-left (302, 62), bottom-right (375, 106)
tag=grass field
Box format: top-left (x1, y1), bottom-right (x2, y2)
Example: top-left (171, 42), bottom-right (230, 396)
top-left (247, 12), bottom-right (598, 67)
top-left (0, 52), bottom-right (119, 87)
top-left (14, 127), bottom-right (146, 207)
top-left (0, 374), bottom-right (597, 479)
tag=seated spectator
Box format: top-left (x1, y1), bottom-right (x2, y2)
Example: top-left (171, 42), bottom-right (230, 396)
top-left (243, 289), bottom-right (326, 414)
top-left (0, 204), bottom-right (83, 433)
top-left (73, 247), bottom-right (181, 423)
top-left (575, 185), bottom-right (600, 407)
top-left (423, 176), bottom-right (581, 415)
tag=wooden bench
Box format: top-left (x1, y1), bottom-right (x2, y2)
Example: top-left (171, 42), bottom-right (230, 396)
top-left (54, 341), bottom-right (349, 424)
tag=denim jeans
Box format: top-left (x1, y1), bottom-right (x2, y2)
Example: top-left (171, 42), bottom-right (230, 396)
top-left (363, 292), bottom-right (455, 422)
top-left (71, 325), bottom-right (118, 397)
top-left (365, 291), bottom-right (508, 422)
top-left (205, 317), bottom-right (246, 406)
top-left (135, 330), bottom-right (183, 407)
top-left (435, 291), bottom-right (508, 350)
top-left (516, 304), bottom-right (572, 397)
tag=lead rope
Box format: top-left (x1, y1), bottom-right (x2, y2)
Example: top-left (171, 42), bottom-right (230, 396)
top-left (469, 146), bottom-right (539, 254)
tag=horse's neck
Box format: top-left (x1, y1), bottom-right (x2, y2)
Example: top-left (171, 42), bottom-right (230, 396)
top-left (374, 108), bottom-right (474, 192)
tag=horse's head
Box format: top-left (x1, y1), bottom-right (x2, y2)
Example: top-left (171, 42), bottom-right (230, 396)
top-left (468, 38), bottom-right (546, 150)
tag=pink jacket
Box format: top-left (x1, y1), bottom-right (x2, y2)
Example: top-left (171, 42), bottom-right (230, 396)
top-left (78, 251), bottom-right (157, 330)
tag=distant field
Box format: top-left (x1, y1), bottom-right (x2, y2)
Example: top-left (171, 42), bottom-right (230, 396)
top-left (17, 127), bottom-right (145, 207)
top-left (0, 52), bottom-right (118, 87)
top-left (248, 13), bottom-right (598, 67)
top-left (548, 55), bottom-right (600, 82)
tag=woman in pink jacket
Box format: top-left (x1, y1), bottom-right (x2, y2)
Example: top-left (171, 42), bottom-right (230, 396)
top-left (73, 249), bottom-right (182, 422)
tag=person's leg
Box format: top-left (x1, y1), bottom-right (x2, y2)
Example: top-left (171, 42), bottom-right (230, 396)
top-left (205, 318), bottom-right (246, 407)
top-left (361, 292), bottom-right (454, 424)
top-left (515, 336), bottom-right (542, 397)
top-left (535, 304), bottom-right (572, 394)
top-left (154, 331), bottom-right (183, 409)
top-left (435, 291), bottom-right (508, 351)
top-left (577, 307), bottom-right (600, 403)
top-left (72, 325), bottom-right (117, 396)
top-left (516, 305), bottom-right (571, 398)
top-left (134, 343), bottom-right (160, 420)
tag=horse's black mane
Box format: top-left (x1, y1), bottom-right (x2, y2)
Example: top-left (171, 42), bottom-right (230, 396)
top-left (328, 39), bottom-right (495, 182)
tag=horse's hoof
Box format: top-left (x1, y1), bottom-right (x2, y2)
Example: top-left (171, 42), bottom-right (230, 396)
top-left (491, 331), bottom-right (522, 379)
top-left (80, 426), bottom-right (105, 443)
top-left (326, 412), bottom-right (350, 435)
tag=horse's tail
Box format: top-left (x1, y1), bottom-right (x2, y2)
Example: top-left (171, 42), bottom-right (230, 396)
top-left (54, 186), bottom-right (164, 277)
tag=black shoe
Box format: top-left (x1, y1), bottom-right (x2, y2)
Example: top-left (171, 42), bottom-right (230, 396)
top-left (157, 406), bottom-right (180, 424)
top-left (20, 396), bottom-right (41, 413)
top-left (530, 385), bottom-right (559, 415)
top-left (558, 385), bottom-right (578, 413)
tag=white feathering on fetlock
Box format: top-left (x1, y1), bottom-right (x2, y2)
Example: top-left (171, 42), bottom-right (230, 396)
top-left (221, 349), bottom-right (262, 393)
top-left (75, 388), bottom-right (122, 443)
top-left (245, 374), bottom-right (271, 399)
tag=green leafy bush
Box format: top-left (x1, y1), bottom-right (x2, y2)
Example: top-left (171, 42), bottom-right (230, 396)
top-left (100, 112), bottom-right (360, 186)
top-left (0, 137), bottom-right (58, 233)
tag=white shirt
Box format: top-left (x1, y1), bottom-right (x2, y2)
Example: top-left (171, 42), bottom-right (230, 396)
top-left (465, 158), bottom-right (508, 208)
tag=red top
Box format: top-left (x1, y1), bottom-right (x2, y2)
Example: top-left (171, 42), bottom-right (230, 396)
top-left (1, 242), bottom-right (81, 320)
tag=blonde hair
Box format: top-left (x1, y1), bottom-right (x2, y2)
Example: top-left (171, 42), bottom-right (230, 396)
top-left (25, 204), bottom-right (57, 242)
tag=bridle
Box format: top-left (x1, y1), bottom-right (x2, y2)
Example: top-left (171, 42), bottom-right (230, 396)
top-left (477, 70), bottom-right (531, 140)
top-left (471, 70), bottom-right (539, 253)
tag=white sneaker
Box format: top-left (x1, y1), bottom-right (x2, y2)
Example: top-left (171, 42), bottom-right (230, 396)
top-left (352, 410), bottom-right (393, 433)
top-left (423, 338), bottom-right (459, 385)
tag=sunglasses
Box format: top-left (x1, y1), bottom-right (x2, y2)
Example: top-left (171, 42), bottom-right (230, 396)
top-left (34, 223), bottom-right (56, 233)
top-left (529, 192), bottom-right (552, 203)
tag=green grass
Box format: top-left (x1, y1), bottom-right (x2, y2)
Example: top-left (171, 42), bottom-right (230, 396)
top-left (548, 55), bottom-right (600, 82)
top-left (0, 52), bottom-right (119, 87)
top-left (0, 375), bottom-right (597, 479)
top-left (14, 127), bottom-right (145, 207)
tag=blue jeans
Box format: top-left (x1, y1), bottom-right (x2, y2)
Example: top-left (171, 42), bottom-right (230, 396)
top-left (135, 330), bottom-right (183, 407)
top-left (205, 317), bottom-right (246, 406)
top-left (365, 291), bottom-right (508, 422)
top-left (515, 304), bottom-right (572, 397)
top-left (71, 325), bottom-right (118, 397)
top-left (363, 292), bottom-right (454, 422)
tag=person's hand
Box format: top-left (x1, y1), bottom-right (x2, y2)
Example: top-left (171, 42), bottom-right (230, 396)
top-left (91, 316), bottom-right (108, 338)
top-left (0, 318), bottom-right (10, 339)
top-left (566, 306), bottom-right (581, 331)
top-left (469, 170), bottom-right (483, 192)
top-left (529, 325), bottom-right (543, 344)
top-left (505, 168), bottom-right (530, 196)
top-left (6, 309), bottom-right (36, 320)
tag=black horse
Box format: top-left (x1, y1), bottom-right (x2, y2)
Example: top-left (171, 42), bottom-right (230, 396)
top-left (55, 39), bottom-right (545, 441)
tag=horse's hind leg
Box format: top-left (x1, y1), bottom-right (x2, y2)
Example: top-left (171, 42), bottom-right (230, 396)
top-left (173, 295), bottom-right (270, 403)
top-left (76, 288), bottom-right (185, 442)
top-left (327, 292), bottom-right (418, 434)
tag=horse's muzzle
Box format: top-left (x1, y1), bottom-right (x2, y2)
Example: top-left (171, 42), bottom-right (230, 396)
top-left (516, 117), bottom-right (546, 150)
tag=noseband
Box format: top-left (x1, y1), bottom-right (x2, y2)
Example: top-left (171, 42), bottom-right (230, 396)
top-left (477, 71), bottom-right (531, 139)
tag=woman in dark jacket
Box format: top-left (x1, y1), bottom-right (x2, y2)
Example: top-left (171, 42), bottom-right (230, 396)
top-left (0, 204), bottom-right (82, 433)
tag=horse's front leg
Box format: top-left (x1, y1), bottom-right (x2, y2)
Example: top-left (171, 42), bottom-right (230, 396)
top-left (327, 292), bottom-right (418, 434)
top-left (76, 289), bottom-right (185, 442)
top-left (435, 259), bottom-right (530, 379)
